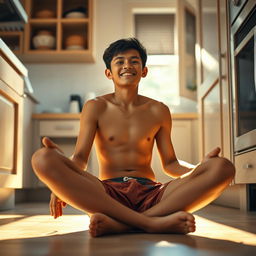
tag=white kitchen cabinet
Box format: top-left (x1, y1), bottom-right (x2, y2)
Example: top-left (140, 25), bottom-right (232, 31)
top-left (0, 39), bottom-right (27, 209)
top-left (0, 40), bottom-right (26, 189)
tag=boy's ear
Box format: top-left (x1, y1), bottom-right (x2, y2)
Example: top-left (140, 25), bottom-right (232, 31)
top-left (105, 69), bottom-right (113, 80)
top-left (142, 67), bottom-right (148, 78)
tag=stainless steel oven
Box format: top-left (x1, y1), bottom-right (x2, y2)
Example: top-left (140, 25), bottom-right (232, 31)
top-left (231, 0), bottom-right (256, 154)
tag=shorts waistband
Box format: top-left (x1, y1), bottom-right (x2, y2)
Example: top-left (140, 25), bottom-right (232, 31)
top-left (103, 176), bottom-right (154, 184)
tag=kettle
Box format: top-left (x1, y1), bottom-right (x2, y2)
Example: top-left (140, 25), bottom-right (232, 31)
top-left (69, 94), bottom-right (82, 113)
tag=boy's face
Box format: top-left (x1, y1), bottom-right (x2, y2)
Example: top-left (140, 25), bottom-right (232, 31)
top-left (105, 49), bottom-right (148, 87)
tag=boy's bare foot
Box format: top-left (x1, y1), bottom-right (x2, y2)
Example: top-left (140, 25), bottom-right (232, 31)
top-left (147, 211), bottom-right (196, 234)
top-left (89, 213), bottom-right (131, 237)
top-left (89, 211), bottom-right (195, 237)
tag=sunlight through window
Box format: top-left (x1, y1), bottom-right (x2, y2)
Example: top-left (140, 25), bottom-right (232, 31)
top-left (193, 215), bottom-right (256, 246)
top-left (0, 214), bottom-right (90, 241)
top-left (140, 55), bottom-right (180, 105)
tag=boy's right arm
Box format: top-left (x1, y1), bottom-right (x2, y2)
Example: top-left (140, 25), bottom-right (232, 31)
top-left (71, 98), bottom-right (103, 170)
top-left (50, 98), bottom-right (104, 218)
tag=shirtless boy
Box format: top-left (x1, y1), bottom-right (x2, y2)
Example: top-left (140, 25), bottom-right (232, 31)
top-left (32, 38), bottom-right (235, 237)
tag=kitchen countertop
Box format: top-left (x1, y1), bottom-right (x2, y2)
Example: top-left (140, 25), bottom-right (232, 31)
top-left (32, 112), bottom-right (198, 120)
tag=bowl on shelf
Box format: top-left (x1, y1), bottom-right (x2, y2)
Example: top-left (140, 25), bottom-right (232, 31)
top-left (33, 30), bottom-right (55, 50)
top-left (65, 12), bottom-right (86, 18)
top-left (65, 34), bottom-right (85, 50)
top-left (63, 6), bottom-right (87, 18)
top-left (35, 9), bottom-right (55, 18)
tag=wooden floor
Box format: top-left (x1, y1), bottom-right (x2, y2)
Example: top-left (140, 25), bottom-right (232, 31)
top-left (0, 203), bottom-right (256, 256)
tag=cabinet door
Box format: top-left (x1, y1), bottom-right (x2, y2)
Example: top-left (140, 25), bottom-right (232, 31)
top-left (0, 81), bottom-right (23, 188)
top-left (198, 0), bottom-right (223, 158)
top-left (0, 94), bottom-right (15, 172)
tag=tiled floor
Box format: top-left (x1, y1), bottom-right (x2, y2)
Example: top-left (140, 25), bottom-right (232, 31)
top-left (0, 203), bottom-right (256, 256)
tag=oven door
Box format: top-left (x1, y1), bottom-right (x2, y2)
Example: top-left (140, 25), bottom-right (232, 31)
top-left (232, 14), bottom-right (256, 153)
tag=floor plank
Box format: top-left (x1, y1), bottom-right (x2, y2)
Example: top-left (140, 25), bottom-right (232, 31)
top-left (0, 203), bottom-right (256, 256)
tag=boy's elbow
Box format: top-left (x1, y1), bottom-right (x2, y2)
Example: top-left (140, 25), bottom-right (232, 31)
top-left (71, 154), bottom-right (87, 170)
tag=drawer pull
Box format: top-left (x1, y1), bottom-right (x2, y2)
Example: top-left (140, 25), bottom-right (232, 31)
top-left (54, 125), bottom-right (74, 131)
top-left (243, 163), bottom-right (253, 169)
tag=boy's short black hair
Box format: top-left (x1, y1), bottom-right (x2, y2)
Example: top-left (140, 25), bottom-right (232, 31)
top-left (103, 38), bottom-right (147, 70)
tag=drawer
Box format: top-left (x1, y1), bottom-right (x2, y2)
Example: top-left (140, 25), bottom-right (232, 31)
top-left (235, 150), bottom-right (256, 184)
top-left (39, 120), bottom-right (80, 137)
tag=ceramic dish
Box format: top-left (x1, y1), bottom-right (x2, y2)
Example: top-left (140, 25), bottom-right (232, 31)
top-left (65, 11), bottom-right (86, 18)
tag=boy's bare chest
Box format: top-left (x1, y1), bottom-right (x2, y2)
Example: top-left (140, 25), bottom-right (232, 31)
top-left (97, 107), bottom-right (160, 144)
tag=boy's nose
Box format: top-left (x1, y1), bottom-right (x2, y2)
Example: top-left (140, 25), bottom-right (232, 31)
top-left (123, 61), bottom-right (131, 69)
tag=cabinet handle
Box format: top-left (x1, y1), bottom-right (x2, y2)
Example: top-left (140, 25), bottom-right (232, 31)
top-left (243, 163), bottom-right (253, 169)
top-left (54, 125), bottom-right (74, 131)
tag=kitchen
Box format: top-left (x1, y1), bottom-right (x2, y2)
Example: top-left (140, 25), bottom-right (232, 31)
top-left (0, 0), bottom-right (256, 255)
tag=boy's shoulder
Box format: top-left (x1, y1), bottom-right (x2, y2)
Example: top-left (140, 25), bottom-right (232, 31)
top-left (83, 94), bottom-right (170, 116)
top-left (82, 95), bottom-right (109, 116)
top-left (138, 95), bottom-right (170, 114)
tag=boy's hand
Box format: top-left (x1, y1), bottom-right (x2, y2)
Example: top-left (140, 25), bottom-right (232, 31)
top-left (202, 147), bottom-right (221, 164)
top-left (50, 193), bottom-right (67, 219)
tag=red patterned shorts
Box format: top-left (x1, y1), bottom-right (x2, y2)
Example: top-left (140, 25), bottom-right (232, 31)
top-left (101, 176), bottom-right (171, 212)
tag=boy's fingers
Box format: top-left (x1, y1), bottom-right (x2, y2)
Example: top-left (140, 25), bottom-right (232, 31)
top-left (206, 147), bottom-right (221, 158)
top-left (42, 137), bottom-right (53, 147)
top-left (42, 137), bottom-right (64, 154)
top-left (59, 203), bottom-right (63, 216)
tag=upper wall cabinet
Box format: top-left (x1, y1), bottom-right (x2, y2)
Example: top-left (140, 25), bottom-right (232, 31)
top-left (21, 0), bottom-right (94, 63)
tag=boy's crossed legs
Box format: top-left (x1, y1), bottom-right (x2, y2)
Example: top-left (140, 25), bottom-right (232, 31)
top-left (90, 153), bottom-right (235, 236)
top-left (31, 140), bottom-right (235, 237)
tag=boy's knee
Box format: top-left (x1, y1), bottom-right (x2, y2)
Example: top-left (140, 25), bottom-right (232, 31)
top-left (31, 147), bottom-right (57, 174)
top-left (211, 157), bottom-right (235, 180)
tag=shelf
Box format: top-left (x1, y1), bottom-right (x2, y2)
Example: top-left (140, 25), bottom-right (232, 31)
top-left (20, 0), bottom-right (93, 62)
top-left (21, 50), bottom-right (94, 63)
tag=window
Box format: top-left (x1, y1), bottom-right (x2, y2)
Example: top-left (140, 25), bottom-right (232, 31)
top-left (134, 13), bottom-right (180, 105)
top-left (135, 14), bottom-right (175, 54)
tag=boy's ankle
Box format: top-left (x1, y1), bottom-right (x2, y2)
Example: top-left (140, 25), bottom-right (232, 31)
top-left (140, 216), bottom-right (156, 233)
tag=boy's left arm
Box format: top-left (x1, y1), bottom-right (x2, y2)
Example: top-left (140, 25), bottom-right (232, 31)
top-left (155, 104), bottom-right (195, 178)
top-left (155, 104), bottom-right (221, 178)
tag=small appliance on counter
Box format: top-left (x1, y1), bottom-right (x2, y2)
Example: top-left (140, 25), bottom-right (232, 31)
top-left (69, 94), bottom-right (82, 113)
